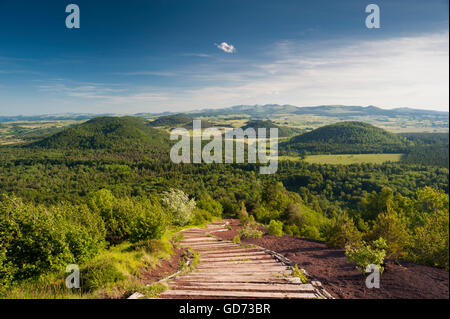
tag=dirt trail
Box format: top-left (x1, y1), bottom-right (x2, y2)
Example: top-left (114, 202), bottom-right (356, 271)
top-left (159, 221), bottom-right (331, 299)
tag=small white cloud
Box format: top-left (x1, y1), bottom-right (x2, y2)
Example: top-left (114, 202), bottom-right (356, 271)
top-left (215, 42), bottom-right (236, 53)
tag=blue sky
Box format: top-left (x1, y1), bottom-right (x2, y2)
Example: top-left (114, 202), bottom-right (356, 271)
top-left (0, 0), bottom-right (448, 115)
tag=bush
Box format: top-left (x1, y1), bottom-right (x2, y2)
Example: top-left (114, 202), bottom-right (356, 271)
top-left (254, 206), bottom-right (280, 224)
top-left (129, 200), bottom-right (168, 243)
top-left (189, 208), bottom-right (214, 226)
top-left (161, 189), bottom-right (196, 226)
top-left (291, 264), bottom-right (308, 284)
top-left (237, 202), bottom-right (250, 225)
top-left (267, 220), bottom-right (283, 236)
top-left (89, 189), bottom-right (133, 244)
top-left (283, 224), bottom-right (300, 236)
top-left (232, 235), bottom-right (241, 244)
top-left (325, 213), bottom-right (362, 249)
top-left (81, 259), bottom-right (125, 292)
top-left (408, 211), bottom-right (449, 270)
top-left (300, 225), bottom-right (321, 240)
top-left (196, 194), bottom-right (223, 217)
top-left (345, 238), bottom-right (387, 275)
top-left (238, 218), bottom-right (263, 239)
top-left (367, 211), bottom-right (409, 258)
top-left (0, 195), bottom-right (105, 281)
top-left (281, 202), bottom-right (305, 228)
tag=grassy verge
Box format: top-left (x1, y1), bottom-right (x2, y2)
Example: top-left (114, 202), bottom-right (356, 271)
top-left (2, 218), bottom-right (219, 299)
top-left (2, 231), bottom-right (178, 299)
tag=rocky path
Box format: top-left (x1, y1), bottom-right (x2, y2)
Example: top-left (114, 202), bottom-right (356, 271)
top-left (159, 221), bottom-right (332, 299)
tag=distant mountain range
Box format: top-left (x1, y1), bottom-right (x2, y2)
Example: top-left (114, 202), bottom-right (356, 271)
top-left (1, 105), bottom-right (448, 123)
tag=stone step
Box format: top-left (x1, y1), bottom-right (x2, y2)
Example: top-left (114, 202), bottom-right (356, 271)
top-left (159, 289), bottom-right (319, 299)
top-left (200, 255), bottom-right (275, 262)
top-left (199, 248), bottom-right (263, 255)
top-left (196, 260), bottom-right (280, 267)
top-left (170, 282), bottom-right (316, 293)
top-left (173, 275), bottom-right (288, 282)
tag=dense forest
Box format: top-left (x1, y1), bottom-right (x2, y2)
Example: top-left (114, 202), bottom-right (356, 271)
top-left (0, 116), bottom-right (448, 297)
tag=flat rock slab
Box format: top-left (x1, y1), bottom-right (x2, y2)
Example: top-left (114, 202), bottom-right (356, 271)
top-left (159, 221), bottom-right (330, 299)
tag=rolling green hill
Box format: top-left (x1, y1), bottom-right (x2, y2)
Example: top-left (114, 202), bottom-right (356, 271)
top-left (148, 114), bottom-right (193, 127)
top-left (241, 120), bottom-right (302, 137)
top-left (30, 116), bottom-right (169, 150)
top-left (282, 121), bottom-right (406, 154)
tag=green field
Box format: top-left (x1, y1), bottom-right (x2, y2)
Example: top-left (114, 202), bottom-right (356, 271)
top-left (303, 153), bottom-right (404, 165)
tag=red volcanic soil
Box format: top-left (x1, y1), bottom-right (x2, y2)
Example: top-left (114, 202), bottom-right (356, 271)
top-left (140, 248), bottom-right (184, 284)
top-left (215, 219), bottom-right (449, 299)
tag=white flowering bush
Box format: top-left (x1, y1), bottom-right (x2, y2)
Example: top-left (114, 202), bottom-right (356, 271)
top-left (161, 189), bottom-right (196, 226)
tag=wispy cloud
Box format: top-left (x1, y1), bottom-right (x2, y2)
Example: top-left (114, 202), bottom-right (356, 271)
top-left (179, 53), bottom-right (212, 58)
top-left (28, 32), bottom-right (450, 113)
top-left (215, 42), bottom-right (236, 53)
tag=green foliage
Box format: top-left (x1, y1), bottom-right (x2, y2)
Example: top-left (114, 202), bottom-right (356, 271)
top-left (81, 259), bottom-right (126, 292)
top-left (300, 225), bottom-right (321, 240)
top-left (161, 189), bottom-right (196, 226)
top-left (232, 235), bottom-right (241, 244)
top-left (325, 213), bottom-right (362, 249)
top-left (283, 224), bottom-right (300, 236)
top-left (367, 211), bottom-right (409, 258)
top-left (237, 202), bottom-right (250, 225)
top-left (241, 120), bottom-right (301, 138)
top-left (89, 190), bottom-right (167, 244)
top-left (291, 264), bottom-right (308, 284)
top-left (407, 187), bottom-right (449, 270)
top-left (31, 116), bottom-right (169, 151)
top-left (345, 238), bottom-right (387, 275)
top-left (284, 121), bottom-right (406, 154)
top-left (267, 220), bottom-right (283, 236)
top-left (0, 195), bottom-right (105, 283)
top-left (238, 217), bottom-right (263, 239)
top-left (189, 208), bottom-right (214, 226)
top-left (196, 194), bottom-right (223, 217)
top-left (148, 114), bottom-right (193, 127)
top-left (129, 201), bottom-right (167, 243)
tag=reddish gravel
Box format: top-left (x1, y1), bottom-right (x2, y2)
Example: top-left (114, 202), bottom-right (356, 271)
top-left (215, 219), bottom-right (449, 299)
top-left (140, 248), bottom-right (184, 284)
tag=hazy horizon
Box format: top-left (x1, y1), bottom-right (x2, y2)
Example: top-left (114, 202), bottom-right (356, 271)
top-left (1, 103), bottom-right (449, 118)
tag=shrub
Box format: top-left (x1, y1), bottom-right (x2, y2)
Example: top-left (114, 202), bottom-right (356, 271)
top-left (81, 259), bottom-right (125, 292)
top-left (161, 189), bottom-right (196, 226)
top-left (232, 235), bottom-right (241, 244)
top-left (283, 224), bottom-right (300, 236)
top-left (300, 225), bottom-right (321, 240)
top-left (367, 211), bottom-right (409, 258)
top-left (267, 220), bottom-right (283, 236)
top-left (129, 200), bottom-right (168, 243)
top-left (237, 219), bottom-right (263, 239)
top-left (89, 189), bottom-right (133, 244)
top-left (345, 238), bottom-right (387, 275)
top-left (325, 213), bottom-right (362, 249)
top-left (0, 195), bottom-right (105, 281)
top-left (237, 202), bottom-right (250, 225)
top-left (281, 202), bottom-right (305, 228)
top-left (196, 194), bottom-right (223, 217)
top-left (254, 206), bottom-right (280, 224)
top-left (408, 211), bottom-right (449, 270)
top-left (189, 208), bottom-right (214, 226)
top-left (291, 264), bottom-right (308, 284)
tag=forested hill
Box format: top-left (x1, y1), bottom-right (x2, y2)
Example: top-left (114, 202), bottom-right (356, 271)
top-left (148, 114), bottom-right (193, 127)
top-left (282, 121), bottom-right (406, 154)
top-left (241, 120), bottom-right (302, 137)
top-left (29, 116), bottom-right (169, 150)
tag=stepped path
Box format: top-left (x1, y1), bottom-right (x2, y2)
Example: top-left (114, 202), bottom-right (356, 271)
top-left (159, 221), bottom-right (332, 299)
